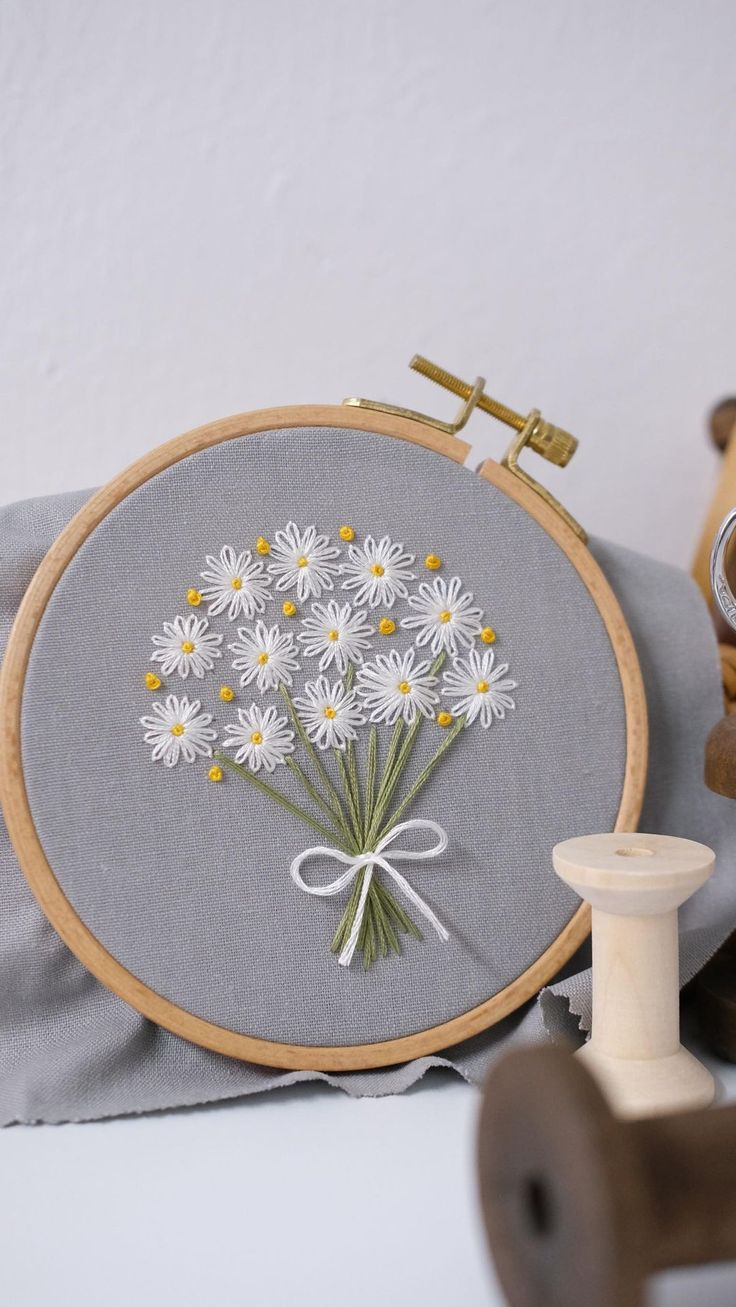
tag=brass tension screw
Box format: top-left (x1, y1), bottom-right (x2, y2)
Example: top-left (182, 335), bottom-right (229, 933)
top-left (410, 354), bottom-right (578, 468)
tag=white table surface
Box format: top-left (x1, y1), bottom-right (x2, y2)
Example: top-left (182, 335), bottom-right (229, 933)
top-left (2, 1047), bottom-right (736, 1307)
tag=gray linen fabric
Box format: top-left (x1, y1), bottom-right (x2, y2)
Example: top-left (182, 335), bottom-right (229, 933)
top-left (1, 474), bottom-right (735, 1124)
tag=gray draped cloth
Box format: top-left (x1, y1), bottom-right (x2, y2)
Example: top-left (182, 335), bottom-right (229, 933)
top-left (1, 490), bottom-right (735, 1125)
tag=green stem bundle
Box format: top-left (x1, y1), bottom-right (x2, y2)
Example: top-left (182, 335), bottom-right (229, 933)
top-left (221, 661), bottom-right (464, 968)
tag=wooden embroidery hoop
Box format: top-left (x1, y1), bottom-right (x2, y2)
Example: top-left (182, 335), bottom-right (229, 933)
top-left (0, 404), bottom-right (648, 1071)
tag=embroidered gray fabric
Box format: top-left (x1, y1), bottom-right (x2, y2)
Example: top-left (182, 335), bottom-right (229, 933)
top-left (20, 429), bottom-right (627, 1048)
top-left (1, 487), bottom-right (735, 1124)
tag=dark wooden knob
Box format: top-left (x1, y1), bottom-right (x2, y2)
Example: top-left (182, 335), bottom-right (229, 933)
top-left (477, 1045), bottom-right (736, 1307)
top-left (710, 398), bottom-right (736, 452)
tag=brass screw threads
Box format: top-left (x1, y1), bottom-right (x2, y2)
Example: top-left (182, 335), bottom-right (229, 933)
top-left (410, 354), bottom-right (578, 468)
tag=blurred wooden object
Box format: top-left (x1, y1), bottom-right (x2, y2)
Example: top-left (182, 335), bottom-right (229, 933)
top-left (694, 399), bottom-right (736, 1061)
top-left (477, 1045), bottom-right (736, 1307)
top-left (693, 398), bottom-right (736, 623)
top-left (693, 399), bottom-right (736, 713)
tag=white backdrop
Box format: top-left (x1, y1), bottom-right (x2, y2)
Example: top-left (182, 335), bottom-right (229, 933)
top-left (2, 0), bottom-right (735, 566)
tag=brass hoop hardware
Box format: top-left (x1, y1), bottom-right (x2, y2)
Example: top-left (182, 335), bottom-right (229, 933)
top-left (344, 355), bottom-right (586, 542)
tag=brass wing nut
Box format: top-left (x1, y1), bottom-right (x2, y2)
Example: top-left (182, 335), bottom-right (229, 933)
top-left (344, 355), bottom-right (585, 542)
top-left (409, 355), bottom-right (578, 470)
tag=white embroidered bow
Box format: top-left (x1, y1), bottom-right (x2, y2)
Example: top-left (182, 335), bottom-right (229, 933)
top-left (290, 818), bottom-right (450, 967)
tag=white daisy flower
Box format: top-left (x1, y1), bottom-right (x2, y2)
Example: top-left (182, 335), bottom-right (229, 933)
top-left (229, 620), bottom-right (300, 692)
top-left (268, 522), bottom-right (341, 601)
top-left (442, 649), bottom-right (517, 727)
top-left (222, 703), bottom-right (295, 773)
top-left (401, 575), bottom-right (483, 656)
top-left (297, 600), bottom-right (373, 674)
top-left (151, 614), bottom-right (223, 679)
top-left (140, 695), bottom-right (217, 767)
top-left (340, 534), bottom-right (415, 609)
top-left (199, 545), bottom-right (272, 620)
top-left (292, 676), bottom-right (366, 751)
top-left (356, 648), bottom-right (439, 725)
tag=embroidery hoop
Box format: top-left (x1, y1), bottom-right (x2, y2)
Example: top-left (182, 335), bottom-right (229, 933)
top-left (0, 404), bottom-right (648, 1071)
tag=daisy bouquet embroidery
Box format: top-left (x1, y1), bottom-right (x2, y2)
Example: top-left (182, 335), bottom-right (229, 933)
top-left (140, 525), bottom-right (517, 969)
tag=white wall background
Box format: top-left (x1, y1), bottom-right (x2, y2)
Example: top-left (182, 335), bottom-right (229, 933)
top-left (2, 0), bottom-right (735, 566)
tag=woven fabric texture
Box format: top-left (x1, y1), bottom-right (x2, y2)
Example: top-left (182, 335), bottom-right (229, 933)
top-left (1, 460), bottom-right (734, 1123)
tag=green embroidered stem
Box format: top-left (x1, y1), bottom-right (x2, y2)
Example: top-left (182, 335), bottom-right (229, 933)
top-left (358, 883), bottom-right (373, 955)
top-left (363, 726), bottom-right (378, 840)
top-left (367, 719), bottom-right (403, 830)
top-left (347, 738), bottom-right (361, 830)
top-left (279, 684), bottom-right (352, 832)
top-left (330, 866), bottom-right (365, 954)
top-left (372, 890), bottom-right (388, 957)
top-left (382, 715), bottom-right (466, 833)
top-left (370, 882), bottom-right (396, 955)
top-left (373, 875), bottom-right (423, 940)
top-left (365, 716), bottom-right (423, 847)
top-left (334, 748), bottom-right (362, 847)
top-left (215, 752), bottom-right (350, 849)
top-left (364, 654), bottom-right (446, 849)
top-left (286, 756), bottom-right (356, 848)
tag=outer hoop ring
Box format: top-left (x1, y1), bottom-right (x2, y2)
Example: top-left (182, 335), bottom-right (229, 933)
top-left (0, 405), bottom-right (648, 1071)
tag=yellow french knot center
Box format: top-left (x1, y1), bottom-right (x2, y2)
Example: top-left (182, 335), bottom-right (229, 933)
top-left (324, 706), bottom-right (337, 719)
top-left (477, 680), bottom-right (489, 694)
top-left (250, 731), bottom-right (263, 745)
top-left (170, 723), bottom-right (185, 736)
top-left (480, 626), bottom-right (496, 644)
top-left (231, 577), bottom-right (243, 590)
top-left (328, 629), bottom-right (340, 642)
top-left (257, 652), bottom-right (269, 665)
top-left (181, 641), bottom-right (195, 654)
top-left (255, 537), bottom-right (270, 555)
top-left (439, 610), bottom-right (452, 624)
top-left (379, 618), bottom-right (395, 635)
top-left (399, 681), bottom-right (412, 694)
top-left (297, 556), bottom-right (309, 568)
top-left (437, 711), bottom-right (454, 728)
top-left (371, 563), bottom-right (385, 576)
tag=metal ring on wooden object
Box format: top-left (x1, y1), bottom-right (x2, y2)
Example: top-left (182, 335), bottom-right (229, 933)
top-left (711, 507), bottom-right (736, 633)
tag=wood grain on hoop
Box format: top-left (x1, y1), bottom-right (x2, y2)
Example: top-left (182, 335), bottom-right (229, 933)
top-left (0, 405), bottom-right (648, 1071)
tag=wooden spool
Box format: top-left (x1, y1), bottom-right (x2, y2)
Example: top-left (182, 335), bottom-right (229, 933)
top-left (553, 833), bottom-right (715, 1117)
top-left (0, 404), bottom-right (647, 1070)
top-left (477, 1044), bottom-right (736, 1307)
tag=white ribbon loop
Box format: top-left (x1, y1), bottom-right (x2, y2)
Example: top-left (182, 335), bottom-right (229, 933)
top-left (290, 818), bottom-right (449, 967)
